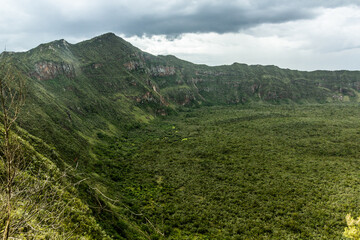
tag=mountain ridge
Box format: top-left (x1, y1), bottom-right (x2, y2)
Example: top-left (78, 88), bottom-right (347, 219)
top-left (1, 32), bottom-right (360, 166)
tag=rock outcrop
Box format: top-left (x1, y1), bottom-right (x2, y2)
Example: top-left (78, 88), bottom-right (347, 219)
top-left (149, 66), bottom-right (175, 76)
top-left (31, 61), bottom-right (75, 80)
top-left (123, 61), bottom-right (176, 77)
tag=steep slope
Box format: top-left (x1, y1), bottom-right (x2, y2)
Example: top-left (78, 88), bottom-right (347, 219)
top-left (2, 32), bottom-right (360, 238)
top-left (0, 124), bottom-right (111, 239)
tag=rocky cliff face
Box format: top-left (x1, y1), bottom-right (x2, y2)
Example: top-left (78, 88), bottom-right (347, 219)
top-left (149, 65), bottom-right (175, 76)
top-left (123, 60), bottom-right (176, 77)
top-left (31, 61), bottom-right (75, 80)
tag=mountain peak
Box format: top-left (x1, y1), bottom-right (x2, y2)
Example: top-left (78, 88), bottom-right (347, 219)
top-left (49, 39), bottom-right (71, 49)
top-left (23, 38), bottom-right (75, 64)
top-left (98, 32), bottom-right (117, 38)
top-left (52, 39), bottom-right (70, 45)
top-left (34, 38), bottom-right (71, 52)
top-left (76, 32), bottom-right (129, 47)
top-left (73, 32), bottom-right (142, 58)
top-left (93, 32), bottom-right (122, 42)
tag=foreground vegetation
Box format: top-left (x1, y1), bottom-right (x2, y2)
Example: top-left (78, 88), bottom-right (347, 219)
top-left (91, 104), bottom-right (360, 239)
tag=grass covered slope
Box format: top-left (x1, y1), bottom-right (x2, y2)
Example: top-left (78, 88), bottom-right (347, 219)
top-left (105, 104), bottom-right (360, 239)
top-left (0, 126), bottom-right (111, 239)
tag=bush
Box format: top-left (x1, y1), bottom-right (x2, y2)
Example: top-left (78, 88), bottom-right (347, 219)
top-left (344, 214), bottom-right (360, 239)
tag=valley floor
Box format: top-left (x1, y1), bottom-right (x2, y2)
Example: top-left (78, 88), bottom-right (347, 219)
top-left (92, 104), bottom-right (360, 239)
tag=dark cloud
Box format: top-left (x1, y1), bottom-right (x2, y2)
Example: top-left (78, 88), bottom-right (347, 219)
top-left (12, 0), bottom-right (360, 38)
top-left (117, 2), bottom-right (314, 36)
top-left (1, 0), bottom-right (360, 52)
top-left (107, 0), bottom-right (360, 36)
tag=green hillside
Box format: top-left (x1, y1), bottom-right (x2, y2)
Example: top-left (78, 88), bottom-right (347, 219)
top-left (1, 33), bottom-right (360, 239)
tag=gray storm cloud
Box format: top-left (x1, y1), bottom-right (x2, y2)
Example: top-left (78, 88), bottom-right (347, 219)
top-left (61, 0), bottom-right (360, 37)
top-left (80, 0), bottom-right (360, 36)
top-left (94, 1), bottom-right (360, 36)
top-left (2, 0), bottom-right (359, 38)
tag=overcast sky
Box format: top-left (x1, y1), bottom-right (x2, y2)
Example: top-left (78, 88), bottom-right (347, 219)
top-left (2, 0), bottom-right (360, 71)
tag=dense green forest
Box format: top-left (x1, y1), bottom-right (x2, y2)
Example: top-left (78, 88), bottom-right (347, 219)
top-left (93, 104), bottom-right (360, 239)
top-left (1, 33), bottom-right (360, 239)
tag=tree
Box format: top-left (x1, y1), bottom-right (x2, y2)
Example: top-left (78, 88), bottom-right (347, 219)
top-left (0, 62), bottom-right (25, 240)
top-left (0, 62), bottom-right (69, 239)
top-left (0, 62), bottom-right (74, 239)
